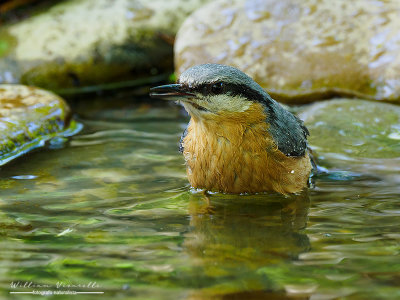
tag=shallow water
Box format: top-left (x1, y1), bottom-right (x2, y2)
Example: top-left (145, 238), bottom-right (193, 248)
top-left (0, 98), bottom-right (399, 300)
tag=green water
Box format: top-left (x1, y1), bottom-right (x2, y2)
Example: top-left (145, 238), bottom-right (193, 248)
top-left (0, 98), bottom-right (399, 300)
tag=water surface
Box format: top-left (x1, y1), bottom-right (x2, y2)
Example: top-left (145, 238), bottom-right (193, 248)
top-left (0, 98), bottom-right (399, 300)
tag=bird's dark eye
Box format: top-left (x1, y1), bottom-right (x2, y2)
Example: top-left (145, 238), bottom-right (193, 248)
top-left (211, 82), bottom-right (224, 94)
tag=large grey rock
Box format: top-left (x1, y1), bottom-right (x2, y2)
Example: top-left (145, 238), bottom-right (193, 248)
top-left (0, 0), bottom-right (211, 92)
top-left (175, 0), bottom-right (400, 103)
top-left (0, 84), bottom-right (79, 166)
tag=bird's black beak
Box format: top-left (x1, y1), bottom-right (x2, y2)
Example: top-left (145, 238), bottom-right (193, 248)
top-left (149, 84), bottom-right (195, 101)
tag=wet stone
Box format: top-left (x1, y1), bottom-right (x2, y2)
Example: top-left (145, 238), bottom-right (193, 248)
top-left (0, 84), bottom-right (78, 166)
top-left (0, 0), bottom-right (212, 93)
top-left (175, 0), bottom-right (400, 103)
top-left (300, 99), bottom-right (400, 159)
top-left (300, 99), bottom-right (400, 178)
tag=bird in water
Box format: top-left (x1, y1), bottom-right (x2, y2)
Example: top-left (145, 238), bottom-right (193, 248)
top-left (150, 64), bottom-right (312, 195)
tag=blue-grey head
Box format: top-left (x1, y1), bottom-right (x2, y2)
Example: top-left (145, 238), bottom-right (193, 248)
top-left (150, 64), bottom-right (269, 116)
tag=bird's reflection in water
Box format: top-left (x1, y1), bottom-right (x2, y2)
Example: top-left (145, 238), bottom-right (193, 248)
top-left (184, 190), bottom-right (310, 299)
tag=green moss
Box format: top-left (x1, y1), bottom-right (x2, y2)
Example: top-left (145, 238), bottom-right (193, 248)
top-left (0, 30), bottom-right (16, 57)
top-left (0, 40), bottom-right (9, 57)
top-left (0, 84), bottom-right (81, 166)
top-left (0, 119), bottom-right (82, 166)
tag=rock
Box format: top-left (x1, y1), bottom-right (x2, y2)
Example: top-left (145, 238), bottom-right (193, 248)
top-left (175, 0), bottom-right (400, 103)
top-left (0, 84), bottom-right (79, 166)
top-left (0, 0), bottom-right (211, 93)
top-left (300, 99), bottom-right (400, 177)
top-left (300, 99), bottom-right (400, 159)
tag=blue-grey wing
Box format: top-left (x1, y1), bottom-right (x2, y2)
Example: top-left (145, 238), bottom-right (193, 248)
top-left (265, 99), bottom-right (309, 157)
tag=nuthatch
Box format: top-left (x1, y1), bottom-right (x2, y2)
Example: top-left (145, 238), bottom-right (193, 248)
top-left (150, 64), bottom-right (312, 194)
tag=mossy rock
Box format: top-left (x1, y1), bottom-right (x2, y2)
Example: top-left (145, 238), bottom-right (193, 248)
top-left (175, 0), bottom-right (400, 103)
top-left (300, 99), bottom-right (400, 160)
top-left (0, 84), bottom-right (79, 166)
top-left (0, 0), bottom-right (212, 93)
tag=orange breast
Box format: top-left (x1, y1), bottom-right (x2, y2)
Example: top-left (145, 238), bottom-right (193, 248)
top-left (181, 103), bottom-right (312, 194)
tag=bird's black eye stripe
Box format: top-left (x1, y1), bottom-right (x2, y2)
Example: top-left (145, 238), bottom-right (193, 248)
top-left (226, 83), bottom-right (266, 103)
top-left (194, 82), bottom-right (265, 103)
top-left (195, 83), bottom-right (224, 95)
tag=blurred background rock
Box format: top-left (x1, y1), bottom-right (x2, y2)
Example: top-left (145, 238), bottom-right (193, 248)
top-left (0, 0), bottom-right (212, 95)
top-left (175, 0), bottom-right (400, 104)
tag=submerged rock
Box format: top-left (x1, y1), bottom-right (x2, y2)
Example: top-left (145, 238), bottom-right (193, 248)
top-left (300, 99), bottom-right (400, 159)
top-left (0, 84), bottom-right (79, 166)
top-left (300, 99), bottom-right (400, 176)
top-left (0, 0), bottom-right (211, 93)
top-left (175, 0), bottom-right (400, 103)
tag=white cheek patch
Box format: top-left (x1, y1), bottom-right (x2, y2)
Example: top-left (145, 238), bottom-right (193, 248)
top-left (203, 94), bottom-right (252, 113)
